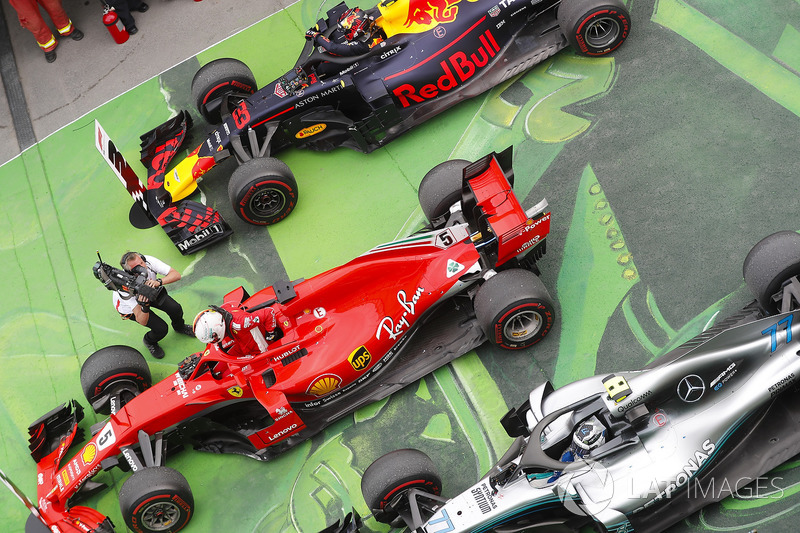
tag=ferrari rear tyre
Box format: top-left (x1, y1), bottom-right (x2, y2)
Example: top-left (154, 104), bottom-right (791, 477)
top-left (119, 467), bottom-right (194, 533)
top-left (743, 231), bottom-right (800, 314)
top-left (558, 0), bottom-right (630, 56)
top-left (228, 157), bottom-right (298, 225)
top-left (361, 449), bottom-right (442, 525)
top-left (80, 345), bottom-right (151, 415)
top-left (418, 159), bottom-right (470, 224)
top-left (191, 58), bottom-right (256, 124)
top-left (475, 269), bottom-right (555, 349)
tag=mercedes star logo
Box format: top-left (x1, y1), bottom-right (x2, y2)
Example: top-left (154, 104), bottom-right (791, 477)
top-left (677, 374), bottom-right (706, 403)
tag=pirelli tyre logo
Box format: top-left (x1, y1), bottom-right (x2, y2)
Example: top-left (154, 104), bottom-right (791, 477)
top-left (348, 346), bottom-right (372, 371)
top-left (392, 29), bottom-right (501, 108)
top-left (296, 123), bottom-right (327, 139)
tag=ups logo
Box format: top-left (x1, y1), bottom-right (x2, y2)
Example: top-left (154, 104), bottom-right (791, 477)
top-left (348, 346), bottom-right (372, 371)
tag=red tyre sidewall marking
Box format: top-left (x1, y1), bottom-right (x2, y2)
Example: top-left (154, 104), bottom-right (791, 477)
top-left (575, 9), bottom-right (629, 56)
top-left (380, 479), bottom-right (440, 508)
top-left (130, 493), bottom-right (172, 533)
top-left (494, 301), bottom-right (554, 349)
top-left (94, 372), bottom-right (142, 396)
top-left (132, 493), bottom-right (172, 515)
top-left (131, 493), bottom-right (190, 532)
top-left (202, 82), bottom-right (233, 106)
top-left (239, 179), bottom-right (297, 225)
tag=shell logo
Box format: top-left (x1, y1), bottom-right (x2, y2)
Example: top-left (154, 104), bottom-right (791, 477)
top-left (81, 443), bottom-right (97, 465)
top-left (295, 123), bottom-right (327, 139)
top-left (307, 374), bottom-right (342, 397)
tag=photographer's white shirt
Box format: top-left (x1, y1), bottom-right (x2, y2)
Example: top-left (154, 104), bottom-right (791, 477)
top-left (113, 255), bottom-right (171, 315)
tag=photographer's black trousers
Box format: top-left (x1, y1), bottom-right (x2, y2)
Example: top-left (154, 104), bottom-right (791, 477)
top-left (142, 291), bottom-right (187, 344)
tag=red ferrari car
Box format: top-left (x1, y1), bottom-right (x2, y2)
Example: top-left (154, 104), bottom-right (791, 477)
top-left (23, 149), bottom-right (554, 533)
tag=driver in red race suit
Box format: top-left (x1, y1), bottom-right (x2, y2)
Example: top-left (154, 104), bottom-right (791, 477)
top-left (193, 305), bottom-right (279, 358)
top-left (305, 7), bottom-right (386, 56)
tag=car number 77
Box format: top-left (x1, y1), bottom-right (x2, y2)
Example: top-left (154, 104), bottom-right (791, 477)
top-left (427, 508), bottom-right (455, 532)
top-left (762, 315), bottom-right (793, 353)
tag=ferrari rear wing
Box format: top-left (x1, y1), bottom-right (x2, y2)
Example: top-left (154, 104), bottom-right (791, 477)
top-left (462, 148), bottom-right (550, 268)
top-left (95, 114), bottom-right (232, 255)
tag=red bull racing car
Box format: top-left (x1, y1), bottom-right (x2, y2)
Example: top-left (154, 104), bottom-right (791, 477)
top-left (20, 150), bottom-right (555, 533)
top-left (112, 0), bottom-right (630, 254)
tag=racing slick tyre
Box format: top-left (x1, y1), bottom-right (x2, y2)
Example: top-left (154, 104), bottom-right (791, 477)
top-left (228, 157), bottom-right (298, 225)
top-left (191, 58), bottom-right (256, 124)
top-left (557, 0), bottom-right (630, 56)
top-left (119, 466), bottom-right (194, 533)
top-left (361, 449), bottom-right (442, 525)
top-left (80, 345), bottom-right (151, 415)
top-left (743, 230), bottom-right (800, 315)
top-left (475, 269), bottom-right (555, 349)
top-left (418, 159), bottom-right (470, 224)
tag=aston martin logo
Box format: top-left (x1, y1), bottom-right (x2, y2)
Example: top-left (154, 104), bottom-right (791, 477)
top-left (677, 375), bottom-right (705, 403)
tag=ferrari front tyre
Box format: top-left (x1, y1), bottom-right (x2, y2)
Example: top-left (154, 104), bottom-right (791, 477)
top-left (119, 467), bottom-right (194, 533)
top-left (361, 449), bottom-right (442, 525)
top-left (191, 58), bottom-right (256, 124)
top-left (557, 0), bottom-right (630, 56)
top-left (80, 345), bottom-right (151, 415)
top-left (743, 231), bottom-right (800, 314)
top-left (475, 269), bottom-right (555, 349)
top-left (418, 159), bottom-right (470, 224)
top-left (228, 157), bottom-right (298, 225)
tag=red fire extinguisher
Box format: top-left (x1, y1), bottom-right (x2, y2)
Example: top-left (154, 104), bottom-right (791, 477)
top-left (102, 5), bottom-right (129, 44)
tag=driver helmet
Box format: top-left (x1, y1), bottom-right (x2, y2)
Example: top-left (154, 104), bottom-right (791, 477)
top-left (572, 416), bottom-right (606, 455)
top-left (193, 309), bottom-right (226, 344)
top-left (338, 7), bottom-right (374, 42)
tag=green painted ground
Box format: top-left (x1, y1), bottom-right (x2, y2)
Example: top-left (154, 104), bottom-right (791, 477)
top-left (2, 0), bottom-right (800, 531)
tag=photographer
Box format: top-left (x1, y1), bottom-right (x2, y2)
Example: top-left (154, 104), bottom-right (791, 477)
top-left (112, 252), bottom-right (194, 359)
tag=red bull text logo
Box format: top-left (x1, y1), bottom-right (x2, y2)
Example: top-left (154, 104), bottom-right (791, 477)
top-left (392, 29), bottom-right (500, 108)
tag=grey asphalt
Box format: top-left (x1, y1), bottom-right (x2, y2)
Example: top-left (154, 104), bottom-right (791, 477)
top-left (0, 0), bottom-right (288, 165)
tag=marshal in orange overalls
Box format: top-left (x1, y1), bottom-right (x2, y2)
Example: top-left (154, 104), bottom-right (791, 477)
top-left (9, 0), bottom-right (77, 52)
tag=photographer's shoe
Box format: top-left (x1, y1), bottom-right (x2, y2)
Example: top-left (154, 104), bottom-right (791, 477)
top-left (143, 336), bottom-right (165, 359)
top-left (175, 324), bottom-right (195, 337)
